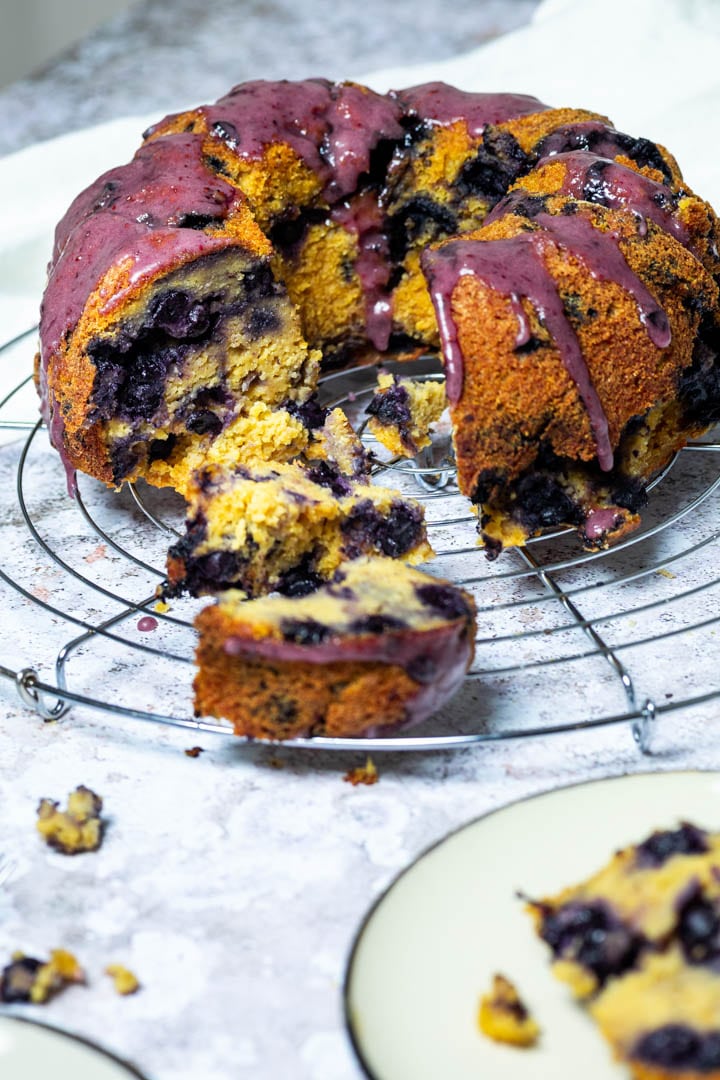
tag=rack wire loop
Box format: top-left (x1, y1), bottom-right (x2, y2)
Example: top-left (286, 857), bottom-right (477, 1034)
top-left (15, 668), bottom-right (69, 721)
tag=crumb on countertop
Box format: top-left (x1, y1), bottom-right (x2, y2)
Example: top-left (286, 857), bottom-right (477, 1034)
top-left (0, 949), bottom-right (85, 1004)
top-left (185, 746), bottom-right (204, 758)
top-left (106, 964), bottom-right (141, 995)
top-left (478, 973), bottom-right (540, 1047)
top-left (36, 785), bottom-right (104, 854)
top-left (343, 757), bottom-right (378, 786)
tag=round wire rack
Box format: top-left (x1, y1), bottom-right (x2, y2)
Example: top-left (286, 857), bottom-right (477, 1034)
top-left (2, 327), bottom-right (720, 752)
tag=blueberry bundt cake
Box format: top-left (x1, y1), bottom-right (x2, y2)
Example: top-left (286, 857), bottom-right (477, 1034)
top-left (366, 372), bottom-right (446, 457)
top-left (527, 822), bottom-right (720, 1077)
top-left (37, 79), bottom-right (720, 556)
top-left (193, 556), bottom-right (475, 739)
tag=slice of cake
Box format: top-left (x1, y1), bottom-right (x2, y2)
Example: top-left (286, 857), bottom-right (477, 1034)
top-left (527, 822), bottom-right (720, 1077)
top-left (366, 372), bottom-right (446, 457)
top-left (193, 556), bottom-right (476, 739)
top-left (166, 459), bottom-right (432, 598)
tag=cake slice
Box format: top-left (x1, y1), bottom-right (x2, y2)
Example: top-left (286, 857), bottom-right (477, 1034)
top-left (166, 458), bottom-right (432, 598)
top-left (423, 186), bottom-right (720, 555)
top-left (193, 556), bottom-right (475, 739)
top-left (37, 132), bottom-right (320, 495)
top-left (527, 823), bottom-right (720, 1077)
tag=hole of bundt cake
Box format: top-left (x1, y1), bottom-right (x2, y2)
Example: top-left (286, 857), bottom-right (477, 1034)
top-left (634, 1026), bottom-right (720, 1069)
top-left (539, 900), bottom-right (645, 986)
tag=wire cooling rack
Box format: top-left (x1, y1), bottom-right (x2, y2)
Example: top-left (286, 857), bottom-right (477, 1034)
top-left (1, 328), bottom-right (720, 752)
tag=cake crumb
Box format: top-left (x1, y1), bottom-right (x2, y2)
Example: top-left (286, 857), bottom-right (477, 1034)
top-left (478, 974), bottom-right (540, 1047)
top-left (36, 785), bottom-right (104, 854)
top-left (343, 757), bottom-right (378, 786)
top-left (184, 746), bottom-right (204, 758)
top-left (1, 949), bottom-right (85, 1004)
top-left (656, 567), bottom-right (676, 579)
top-left (106, 964), bottom-right (140, 995)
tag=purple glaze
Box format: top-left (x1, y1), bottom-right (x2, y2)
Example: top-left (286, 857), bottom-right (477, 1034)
top-left (331, 193), bottom-right (393, 350)
top-left (422, 209), bottom-right (673, 470)
top-left (422, 229), bottom-right (614, 469)
top-left (223, 618), bottom-right (473, 733)
top-left (583, 506), bottom-right (623, 540)
top-left (547, 151), bottom-right (692, 250)
top-left (393, 82), bottom-right (549, 136)
top-left (39, 134), bottom-right (244, 488)
top-left (137, 615), bottom-right (159, 632)
top-left (536, 211), bottom-right (671, 350)
top-left (198, 79), bottom-right (404, 203)
top-left (536, 121), bottom-right (640, 162)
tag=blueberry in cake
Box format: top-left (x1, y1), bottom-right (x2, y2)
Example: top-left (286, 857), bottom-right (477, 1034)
top-left (193, 556), bottom-right (475, 739)
top-left (366, 372), bottom-right (446, 457)
top-left (37, 80), bottom-right (720, 557)
top-left (527, 822), bottom-right (720, 1077)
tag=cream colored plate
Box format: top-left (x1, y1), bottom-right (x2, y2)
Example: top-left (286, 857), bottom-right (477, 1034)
top-left (345, 770), bottom-right (720, 1079)
top-left (0, 1014), bottom-right (145, 1078)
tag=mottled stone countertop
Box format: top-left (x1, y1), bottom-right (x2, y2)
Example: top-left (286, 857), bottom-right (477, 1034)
top-left (2, 2), bottom-right (720, 1079)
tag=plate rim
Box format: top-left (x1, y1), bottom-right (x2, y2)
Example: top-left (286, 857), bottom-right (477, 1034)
top-left (0, 1011), bottom-right (148, 1078)
top-left (341, 766), bottom-right (720, 1080)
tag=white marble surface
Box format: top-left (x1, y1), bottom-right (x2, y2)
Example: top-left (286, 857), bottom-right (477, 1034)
top-left (2, 1), bottom-right (720, 1077)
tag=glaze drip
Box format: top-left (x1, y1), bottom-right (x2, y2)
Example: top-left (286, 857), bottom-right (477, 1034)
top-left (331, 193), bottom-right (394, 350)
top-left (548, 151), bottom-right (692, 251)
top-left (422, 229), bottom-right (613, 468)
top-left (393, 82), bottom-right (549, 136)
top-left (423, 207), bottom-right (673, 471)
top-left (202, 79), bottom-right (405, 203)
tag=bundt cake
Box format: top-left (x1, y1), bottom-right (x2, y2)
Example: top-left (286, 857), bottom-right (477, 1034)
top-left (193, 556), bottom-right (476, 739)
top-left (526, 822), bottom-right (720, 1077)
top-left (37, 78), bottom-right (720, 556)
